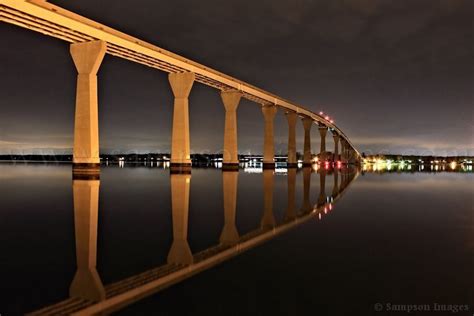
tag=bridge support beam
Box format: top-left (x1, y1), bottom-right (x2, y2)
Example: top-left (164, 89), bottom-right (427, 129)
top-left (70, 40), bottom-right (106, 174)
top-left (261, 169), bottom-right (276, 229)
top-left (333, 133), bottom-right (340, 162)
top-left (341, 139), bottom-right (348, 164)
top-left (262, 105), bottom-right (277, 169)
top-left (220, 171), bottom-right (239, 245)
top-left (221, 90), bottom-right (242, 170)
top-left (319, 125), bottom-right (327, 161)
top-left (302, 117), bottom-right (313, 166)
top-left (70, 178), bottom-right (105, 302)
top-left (169, 72), bottom-right (195, 174)
top-left (285, 112), bottom-right (298, 168)
top-left (347, 147), bottom-right (353, 164)
top-left (349, 147), bottom-right (357, 164)
top-left (168, 174), bottom-right (193, 265)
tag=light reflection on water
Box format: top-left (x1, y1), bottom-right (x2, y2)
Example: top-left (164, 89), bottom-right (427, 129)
top-left (0, 163), bottom-right (472, 315)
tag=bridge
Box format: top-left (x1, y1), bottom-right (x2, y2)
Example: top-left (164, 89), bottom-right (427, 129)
top-left (26, 166), bottom-right (358, 315)
top-left (0, 0), bottom-right (361, 173)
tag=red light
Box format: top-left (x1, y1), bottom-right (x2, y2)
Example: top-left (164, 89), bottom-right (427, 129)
top-left (330, 120), bottom-right (334, 123)
top-left (319, 111), bottom-right (323, 115)
top-left (325, 116), bottom-right (330, 120)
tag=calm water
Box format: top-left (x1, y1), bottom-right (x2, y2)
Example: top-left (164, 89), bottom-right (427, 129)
top-left (0, 163), bottom-right (472, 315)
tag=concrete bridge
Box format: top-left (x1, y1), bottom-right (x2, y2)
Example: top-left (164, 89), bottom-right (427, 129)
top-left (0, 0), bottom-right (361, 174)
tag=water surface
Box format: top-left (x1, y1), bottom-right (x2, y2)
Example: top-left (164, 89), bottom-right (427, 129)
top-left (0, 163), bottom-right (472, 315)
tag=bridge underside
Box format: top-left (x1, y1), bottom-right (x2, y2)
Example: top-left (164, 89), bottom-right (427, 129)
top-left (0, 0), bottom-right (361, 170)
top-left (0, 0), bottom-right (358, 148)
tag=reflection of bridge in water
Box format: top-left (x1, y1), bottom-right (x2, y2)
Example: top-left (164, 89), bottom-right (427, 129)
top-left (27, 166), bottom-right (358, 315)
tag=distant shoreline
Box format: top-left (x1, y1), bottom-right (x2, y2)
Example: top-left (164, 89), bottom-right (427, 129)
top-left (0, 154), bottom-right (472, 164)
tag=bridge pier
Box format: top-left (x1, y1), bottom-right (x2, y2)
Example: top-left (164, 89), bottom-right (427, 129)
top-left (262, 105), bottom-right (277, 169)
top-left (70, 40), bottom-right (106, 175)
top-left (261, 169), bottom-right (276, 229)
top-left (348, 147), bottom-right (354, 164)
top-left (221, 90), bottom-right (242, 171)
top-left (341, 139), bottom-right (348, 164)
top-left (70, 178), bottom-right (105, 302)
top-left (285, 111), bottom-right (298, 168)
top-left (333, 133), bottom-right (340, 162)
top-left (319, 125), bottom-right (328, 162)
top-left (302, 117), bottom-right (313, 166)
top-left (168, 174), bottom-right (193, 265)
top-left (220, 171), bottom-right (239, 245)
top-left (169, 72), bottom-right (195, 174)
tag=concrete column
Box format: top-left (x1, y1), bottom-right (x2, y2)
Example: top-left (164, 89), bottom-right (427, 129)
top-left (261, 169), bottom-right (276, 229)
top-left (262, 105), bottom-right (277, 169)
top-left (333, 134), bottom-right (340, 162)
top-left (169, 72), bottom-right (195, 173)
top-left (302, 117), bottom-right (313, 166)
top-left (319, 126), bottom-right (327, 161)
top-left (300, 167), bottom-right (312, 214)
top-left (220, 171), bottom-right (239, 245)
top-left (341, 139), bottom-right (348, 164)
top-left (70, 178), bottom-right (105, 302)
top-left (70, 40), bottom-right (106, 173)
top-left (317, 169), bottom-right (327, 206)
top-left (347, 145), bottom-right (353, 164)
top-left (168, 174), bottom-right (193, 265)
top-left (348, 147), bottom-right (357, 164)
top-left (221, 90), bottom-right (242, 170)
top-left (286, 112), bottom-right (298, 168)
top-left (347, 147), bottom-right (353, 164)
top-left (285, 167), bottom-right (297, 221)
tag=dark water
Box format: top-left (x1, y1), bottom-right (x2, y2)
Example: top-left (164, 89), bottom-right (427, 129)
top-left (0, 163), bottom-right (472, 315)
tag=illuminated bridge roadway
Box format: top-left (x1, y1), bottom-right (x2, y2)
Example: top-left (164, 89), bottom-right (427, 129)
top-left (0, 0), bottom-right (361, 174)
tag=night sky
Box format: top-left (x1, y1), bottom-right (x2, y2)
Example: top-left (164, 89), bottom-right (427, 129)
top-left (1, 0), bottom-right (472, 156)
